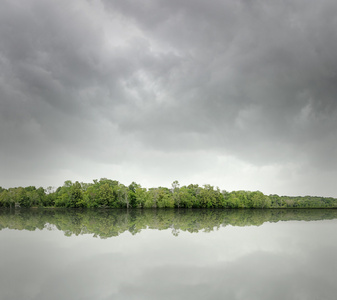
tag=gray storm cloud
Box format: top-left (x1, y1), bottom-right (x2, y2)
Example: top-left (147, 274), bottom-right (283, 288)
top-left (1, 0), bottom-right (337, 195)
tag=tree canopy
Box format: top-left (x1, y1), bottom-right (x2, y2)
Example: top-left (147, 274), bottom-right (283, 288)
top-left (0, 179), bottom-right (336, 209)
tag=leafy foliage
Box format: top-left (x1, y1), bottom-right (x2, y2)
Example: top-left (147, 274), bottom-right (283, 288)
top-left (0, 179), bottom-right (336, 209)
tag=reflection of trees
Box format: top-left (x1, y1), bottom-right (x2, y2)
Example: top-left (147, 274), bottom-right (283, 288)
top-left (1, 209), bottom-right (337, 238)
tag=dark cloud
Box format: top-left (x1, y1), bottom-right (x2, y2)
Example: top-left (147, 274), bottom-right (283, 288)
top-left (114, 0), bottom-right (337, 170)
top-left (0, 0), bottom-right (336, 195)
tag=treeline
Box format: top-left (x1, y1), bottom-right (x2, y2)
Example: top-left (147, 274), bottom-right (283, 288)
top-left (1, 209), bottom-right (337, 238)
top-left (0, 178), bottom-right (336, 209)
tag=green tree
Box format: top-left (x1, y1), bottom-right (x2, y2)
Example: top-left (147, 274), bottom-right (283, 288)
top-left (128, 182), bottom-right (141, 208)
top-left (68, 181), bottom-right (85, 208)
top-left (97, 183), bottom-right (114, 207)
top-left (134, 186), bottom-right (149, 208)
top-left (157, 188), bottom-right (174, 208)
top-left (116, 184), bottom-right (130, 208)
top-left (178, 186), bottom-right (194, 208)
top-left (171, 181), bottom-right (181, 208)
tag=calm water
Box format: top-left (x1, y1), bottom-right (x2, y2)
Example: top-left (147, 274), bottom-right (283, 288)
top-left (1, 209), bottom-right (337, 300)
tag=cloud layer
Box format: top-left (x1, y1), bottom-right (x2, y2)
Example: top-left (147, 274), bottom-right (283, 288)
top-left (1, 0), bottom-right (337, 195)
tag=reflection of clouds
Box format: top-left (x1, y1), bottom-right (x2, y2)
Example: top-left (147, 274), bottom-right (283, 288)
top-left (1, 221), bottom-right (337, 300)
top-left (34, 253), bottom-right (127, 300)
top-left (109, 250), bottom-right (337, 300)
top-left (44, 223), bottom-right (58, 231)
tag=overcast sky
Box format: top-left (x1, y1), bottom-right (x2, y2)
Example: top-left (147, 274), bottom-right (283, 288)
top-left (1, 0), bottom-right (337, 196)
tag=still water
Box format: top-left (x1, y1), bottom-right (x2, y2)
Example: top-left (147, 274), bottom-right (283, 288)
top-left (1, 209), bottom-right (337, 300)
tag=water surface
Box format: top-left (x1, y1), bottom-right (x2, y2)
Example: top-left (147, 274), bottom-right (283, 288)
top-left (1, 209), bottom-right (337, 300)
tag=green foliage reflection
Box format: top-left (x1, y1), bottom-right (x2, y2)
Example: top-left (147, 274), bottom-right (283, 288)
top-left (1, 209), bottom-right (337, 238)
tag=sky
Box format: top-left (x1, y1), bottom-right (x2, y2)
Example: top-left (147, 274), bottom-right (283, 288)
top-left (1, 0), bottom-right (337, 196)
